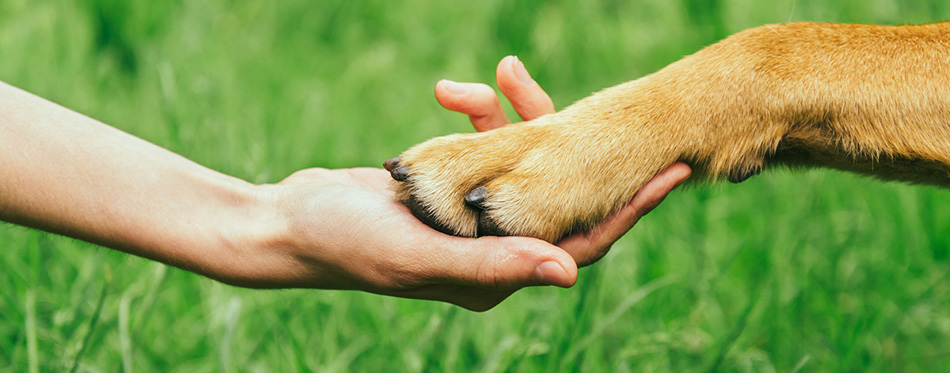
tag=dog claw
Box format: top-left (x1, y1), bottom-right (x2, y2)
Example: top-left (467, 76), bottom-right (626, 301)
top-left (391, 165), bottom-right (410, 181)
top-left (465, 186), bottom-right (489, 209)
top-left (383, 156), bottom-right (402, 171)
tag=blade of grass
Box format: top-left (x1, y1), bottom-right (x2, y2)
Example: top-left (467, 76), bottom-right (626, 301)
top-left (119, 291), bottom-right (133, 373)
top-left (25, 290), bottom-right (37, 373)
top-left (562, 274), bottom-right (679, 363)
top-left (790, 354), bottom-right (811, 373)
top-left (422, 305), bottom-right (458, 372)
top-left (705, 284), bottom-right (761, 373)
top-left (69, 266), bottom-right (110, 373)
top-left (0, 269), bottom-right (24, 323)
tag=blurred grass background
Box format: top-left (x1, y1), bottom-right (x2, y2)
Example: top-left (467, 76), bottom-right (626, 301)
top-left (2, 0), bottom-right (949, 371)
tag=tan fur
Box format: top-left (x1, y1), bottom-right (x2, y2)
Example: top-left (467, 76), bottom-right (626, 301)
top-left (392, 22), bottom-right (950, 243)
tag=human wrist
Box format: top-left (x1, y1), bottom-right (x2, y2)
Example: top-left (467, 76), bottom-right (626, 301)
top-left (198, 181), bottom-right (300, 288)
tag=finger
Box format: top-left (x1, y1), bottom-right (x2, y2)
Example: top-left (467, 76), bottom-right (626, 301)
top-left (496, 56), bottom-right (556, 121)
top-left (425, 235), bottom-right (578, 290)
top-left (627, 162), bottom-right (693, 216)
top-left (558, 162), bottom-right (692, 265)
top-left (434, 80), bottom-right (510, 132)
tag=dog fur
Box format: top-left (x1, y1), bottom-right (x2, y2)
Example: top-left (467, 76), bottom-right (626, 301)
top-left (388, 22), bottom-right (950, 243)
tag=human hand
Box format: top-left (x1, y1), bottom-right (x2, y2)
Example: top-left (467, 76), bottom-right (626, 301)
top-left (433, 56), bottom-right (692, 266)
top-left (243, 167), bottom-right (573, 311)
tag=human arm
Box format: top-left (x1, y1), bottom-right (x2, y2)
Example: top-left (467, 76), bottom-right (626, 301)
top-left (0, 80), bottom-right (266, 275)
top-left (0, 78), bottom-right (574, 311)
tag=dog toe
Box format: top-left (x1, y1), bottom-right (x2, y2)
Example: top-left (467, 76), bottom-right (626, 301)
top-left (477, 212), bottom-right (506, 236)
top-left (390, 165), bottom-right (411, 181)
top-left (464, 186), bottom-right (489, 209)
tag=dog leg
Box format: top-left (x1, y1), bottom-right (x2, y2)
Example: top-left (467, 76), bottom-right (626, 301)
top-left (390, 22), bottom-right (950, 242)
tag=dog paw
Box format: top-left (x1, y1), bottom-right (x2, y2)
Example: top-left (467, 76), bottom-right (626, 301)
top-left (387, 111), bottom-right (675, 243)
top-left (387, 34), bottom-right (793, 241)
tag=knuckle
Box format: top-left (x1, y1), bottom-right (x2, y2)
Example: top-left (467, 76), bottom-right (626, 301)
top-left (475, 240), bottom-right (532, 289)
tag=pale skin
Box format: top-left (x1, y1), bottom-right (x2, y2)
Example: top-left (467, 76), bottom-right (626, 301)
top-left (0, 57), bottom-right (690, 311)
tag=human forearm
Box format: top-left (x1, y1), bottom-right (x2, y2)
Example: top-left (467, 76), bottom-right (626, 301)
top-left (0, 81), bottom-right (275, 280)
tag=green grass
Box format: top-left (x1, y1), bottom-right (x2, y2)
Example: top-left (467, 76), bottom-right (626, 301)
top-left (2, 0), bottom-right (950, 371)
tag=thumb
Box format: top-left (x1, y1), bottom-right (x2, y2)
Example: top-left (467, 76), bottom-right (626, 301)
top-left (432, 236), bottom-right (578, 289)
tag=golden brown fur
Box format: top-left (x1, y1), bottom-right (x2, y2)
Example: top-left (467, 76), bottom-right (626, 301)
top-left (390, 22), bottom-right (950, 243)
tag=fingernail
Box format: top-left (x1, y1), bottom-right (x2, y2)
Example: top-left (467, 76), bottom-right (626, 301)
top-left (440, 79), bottom-right (468, 94)
top-left (534, 261), bottom-right (573, 288)
top-left (512, 56), bottom-right (535, 85)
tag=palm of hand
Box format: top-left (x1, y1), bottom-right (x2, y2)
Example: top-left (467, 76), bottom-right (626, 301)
top-left (276, 167), bottom-right (533, 311)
